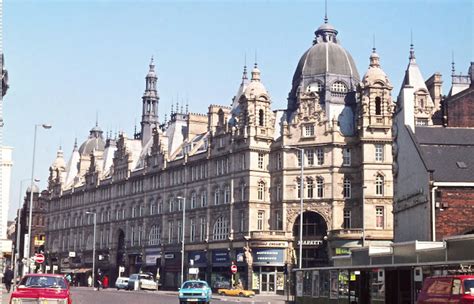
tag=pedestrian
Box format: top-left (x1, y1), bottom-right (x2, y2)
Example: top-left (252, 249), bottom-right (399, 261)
top-left (87, 275), bottom-right (92, 287)
top-left (3, 266), bottom-right (14, 293)
top-left (103, 275), bottom-right (109, 289)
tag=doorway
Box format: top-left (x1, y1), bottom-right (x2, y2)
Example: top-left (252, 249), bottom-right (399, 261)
top-left (261, 272), bottom-right (276, 293)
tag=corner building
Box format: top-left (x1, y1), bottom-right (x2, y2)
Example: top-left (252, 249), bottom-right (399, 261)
top-left (45, 18), bottom-right (394, 293)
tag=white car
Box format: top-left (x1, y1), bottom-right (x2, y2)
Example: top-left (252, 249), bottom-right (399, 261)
top-left (128, 273), bottom-right (158, 291)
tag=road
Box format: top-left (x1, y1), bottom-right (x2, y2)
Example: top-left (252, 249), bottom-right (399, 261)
top-left (71, 287), bottom-right (288, 304)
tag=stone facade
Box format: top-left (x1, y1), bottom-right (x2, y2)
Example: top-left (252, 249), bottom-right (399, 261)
top-left (44, 19), bottom-right (394, 293)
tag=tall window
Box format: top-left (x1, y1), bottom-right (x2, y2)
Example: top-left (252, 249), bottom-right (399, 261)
top-left (306, 149), bottom-right (314, 166)
top-left (257, 211), bottom-right (264, 230)
top-left (376, 175), bottom-right (384, 195)
top-left (177, 220), bottom-right (182, 241)
top-left (276, 153), bottom-right (283, 170)
top-left (214, 188), bottom-right (220, 205)
top-left (297, 151), bottom-right (302, 167)
top-left (307, 179), bottom-right (314, 198)
top-left (190, 218), bottom-right (196, 242)
top-left (258, 182), bottom-right (265, 200)
top-left (304, 124), bottom-right (315, 137)
top-left (149, 225), bottom-right (161, 245)
top-left (376, 207), bottom-right (384, 228)
top-left (343, 178), bottom-right (351, 199)
top-left (240, 153), bottom-right (246, 170)
top-left (316, 148), bottom-right (324, 165)
top-left (224, 185), bottom-right (231, 203)
top-left (343, 148), bottom-right (351, 166)
top-left (201, 191), bottom-right (207, 207)
top-left (297, 179), bottom-right (302, 199)
top-left (150, 201), bottom-right (156, 215)
top-left (316, 177), bottom-right (324, 198)
top-left (343, 210), bottom-right (351, 229)
top-left (276, 183), bottom-right (282, 202)
top-left (191, 192), bottom-right (197, 209)
top-left (258, 153), bottom-right (264, 169)
top-left (200, 217), bottom-right (207, 241)
top-left (259, 109), bottom-right (264, 126)
top-left (375, 97), bottom-right (382, 115)
top-left (213, 217), bottom-right (229, 240)
top-left (375, 144), bottom-right (384, 162)
top-left (276, 210), bottom-right (283, 230)
top-left (168, 221), bottom-right (174, 244)
top-left (240, 183), bottom-right (246, 201)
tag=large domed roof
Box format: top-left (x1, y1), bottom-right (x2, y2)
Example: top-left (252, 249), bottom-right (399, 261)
top-left (79, 124), bottom-right (105, 156)
top-left (287, 20), bottom-right (360, 112)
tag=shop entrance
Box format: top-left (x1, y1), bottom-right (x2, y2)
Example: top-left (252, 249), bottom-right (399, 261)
top-left (260, 272), bottom-right (276, 293)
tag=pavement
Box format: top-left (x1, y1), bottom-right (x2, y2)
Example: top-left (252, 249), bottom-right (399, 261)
top-left (1, 284), bottom-right (10, 304)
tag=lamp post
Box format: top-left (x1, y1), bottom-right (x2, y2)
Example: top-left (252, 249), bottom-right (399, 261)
top-left (177, 196), bottom-right (185, 286)
top-left (14, 178), bottom-right (39, 287)
top-left (362, 185), bottom-right (367, 247)
top-left (26, 123), bottom-right (51, 273)
top-left (283, 146), bottom-right (304, 269)
top-left (86, 211), bottom-right (97, 289)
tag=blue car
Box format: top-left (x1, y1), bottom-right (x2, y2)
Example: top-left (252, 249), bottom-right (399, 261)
top-left (178, 280), bottom-right (212, 304)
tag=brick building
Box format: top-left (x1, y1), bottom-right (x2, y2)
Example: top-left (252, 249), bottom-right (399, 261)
top-left (394, 61), bottom-right (474, 242)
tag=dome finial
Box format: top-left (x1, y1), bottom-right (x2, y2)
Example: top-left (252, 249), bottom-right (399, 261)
top-left (451, 51), bottom-right (456, 76)
top-left (149, 55), bottom-right (155, 72)
top-left (251, 60), bottom-right (261, 82)
top-left (324, 0), bottom-right (328, 24)
top-left (372, 33), bottom-right (376, 53)
top-left (74, 137), bottom-right (78, 149)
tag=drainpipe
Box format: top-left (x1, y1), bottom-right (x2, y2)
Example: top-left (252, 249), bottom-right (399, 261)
top-left (430, 182), bottom-right (474, 242)
top-left (431, 186), bottom-right (438, 242)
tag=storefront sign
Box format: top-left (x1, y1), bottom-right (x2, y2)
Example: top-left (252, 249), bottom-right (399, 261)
top-left (212, 250), bottom-right (230, 264)
top-left (249, 241), bottom-right (288, 248)
top-left (335, 248), bottom-right (351, 255)
top-left (145, 251), bottom-right (162, 265)
top-left (252, 248), bottom-right (284, 266)
top-left (188, 251), bottom-right (207, 266)
top-left (297, 240), bottom-right (323, 246)
top-left (164, 253), bottom-right (175, 259)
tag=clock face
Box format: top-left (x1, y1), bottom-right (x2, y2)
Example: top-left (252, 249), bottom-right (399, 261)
top-left (307, 82), bottom-right (322, 93)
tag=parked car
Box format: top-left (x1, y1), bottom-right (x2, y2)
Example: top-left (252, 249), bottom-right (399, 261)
top-left (115, 277), bottom-right (129, 290)
top-left (10, 274), bottom-right (72, 304)
top-left (217, 287), bottom-right (255, 297)
top-left (417, 275), bottom-right (474, 303)
top-left (127, 273), bottom-right (158, 291)
top-left (178, 280), bottom-right (212, 304)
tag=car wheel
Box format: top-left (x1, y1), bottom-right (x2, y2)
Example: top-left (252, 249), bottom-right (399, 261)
top-left (239, 292), bottom-right (244, 297)
top-left (218, 292), bottom-right (224, 296)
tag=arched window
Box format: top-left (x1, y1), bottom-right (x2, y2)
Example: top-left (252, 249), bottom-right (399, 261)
top-left (331, 81), bottom-right (348, 93)
top-left (316, 177), bottom-right (324, 198)
top-left (259, 109), bottom-right (264, 126)
top-left (375, 97), bottom-right (382, 115)
top-left (191, 192), bottom-right (197, 209)
top-left (149, 225), bottom-right (161, 245)
top-left (224, 185), bottom-right (231, 203)
top-left (213, 217), bottom-right (229, 240)
top-left (376, 175), bottom-right (384, 196)
top-left (258, 181), bottom-right (265, 200)
top-left (343, 178), bottom-right (351, 199)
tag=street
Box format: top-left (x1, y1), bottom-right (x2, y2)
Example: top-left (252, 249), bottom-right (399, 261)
top-left (1, 286), bottom-right (288, 304)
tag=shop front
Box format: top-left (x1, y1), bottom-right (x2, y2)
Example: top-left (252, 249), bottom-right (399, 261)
top-left (187, 251), bottom-right (207, 281)
top-left (163, 251), bottom-right (181, 289)
top-left (251, 248), bottom-right (286, 295)
top-left (144, 248), bottom-right (162, 284)
top-left (211, 249), bottom-right (231, 290)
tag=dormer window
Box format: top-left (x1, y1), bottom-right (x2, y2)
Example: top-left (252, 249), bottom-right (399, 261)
top-left (331, 81), bottom-right (348, 93)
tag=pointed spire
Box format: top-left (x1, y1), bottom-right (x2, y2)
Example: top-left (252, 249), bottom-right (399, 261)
top-left (73, 138), bottom-right (78, 150)
top-left (171, 103), bottom-right (174, 115)
top-left (185, 102), bottom-right (189, 114)
top-left (95, 111), bottom-right (99, 127)
top-left (451, 51), bottom-right (456, 76)
top-left (409, 30), bottom-right (416, 62)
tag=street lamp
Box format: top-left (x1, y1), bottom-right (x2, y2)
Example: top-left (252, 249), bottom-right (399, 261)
top-left (361, 185), bottom-right (367, 247)
top-left (176, 196), bottom-right (186, 286)
top-left (26, 123), bottom-right (51, 273)
top-left (86, 211), bottom-right (97, 289)
top-left (14, 178), bottom-right (39, 286)
top-left (283, 145), bottom-right (304, 269)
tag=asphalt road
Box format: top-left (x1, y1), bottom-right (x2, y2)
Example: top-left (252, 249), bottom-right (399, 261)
top-left (70, 287), bottom-right (288, 304)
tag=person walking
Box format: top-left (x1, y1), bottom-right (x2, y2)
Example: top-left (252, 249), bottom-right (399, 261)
top-left (3, 266), bottom-right (14, 293)
top-left (87, 275), bottom-right (92, 287)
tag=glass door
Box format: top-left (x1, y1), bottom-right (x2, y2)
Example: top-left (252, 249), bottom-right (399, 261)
top-left (260, 273), bottom-right (276, 293)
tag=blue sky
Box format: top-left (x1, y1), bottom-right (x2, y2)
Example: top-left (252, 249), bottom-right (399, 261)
top-left (3, 0), bottom-right (473, 219)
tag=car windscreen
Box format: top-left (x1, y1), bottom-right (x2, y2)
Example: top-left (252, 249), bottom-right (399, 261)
top-left (464, 279), bottom-right (474, 291)
top-left (20, 276), bottom-right (67, 289)
top-left (140, 275), bottom-right (153, 281)
top-left (182, 282), bottom-right (206, 289)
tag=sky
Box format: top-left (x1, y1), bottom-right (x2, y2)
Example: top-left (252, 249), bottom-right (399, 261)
top-left (3, 0), bottom-right (473, 220)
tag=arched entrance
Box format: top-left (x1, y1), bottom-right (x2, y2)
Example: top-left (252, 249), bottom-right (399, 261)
top-left (293, 211), bottom-right (329, 268)
top-left (116, 229), bottom-right (125, 273)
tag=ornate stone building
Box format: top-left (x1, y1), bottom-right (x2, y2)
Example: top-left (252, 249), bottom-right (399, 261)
top-left (45, 18), bottom-right (394, 292)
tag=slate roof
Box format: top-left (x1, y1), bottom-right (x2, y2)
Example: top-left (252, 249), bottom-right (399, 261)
top-left (415, 126), bottom-right (474, 182)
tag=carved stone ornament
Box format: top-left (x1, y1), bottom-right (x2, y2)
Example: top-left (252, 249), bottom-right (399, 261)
top-left (293, 93), bottom-right (326, 125)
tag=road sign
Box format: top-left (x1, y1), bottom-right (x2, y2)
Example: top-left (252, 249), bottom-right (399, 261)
top-left (231, 264), bottom-right (237, 274)
top-left (34, 253), bottom-right (45, 264)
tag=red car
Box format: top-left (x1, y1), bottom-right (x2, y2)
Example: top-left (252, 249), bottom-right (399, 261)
top-left (10, 273), bottom-right (72, 304)
top-left (417, 275), bottom-right (474, 304)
